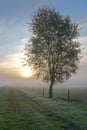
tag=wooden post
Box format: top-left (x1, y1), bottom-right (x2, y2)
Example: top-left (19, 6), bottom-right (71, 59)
top-left (68, 89), bottom-right (70, 101)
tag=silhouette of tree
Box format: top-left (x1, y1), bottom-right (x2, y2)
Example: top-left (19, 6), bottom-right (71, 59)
top-left (24, 7), bottom-right (80, 98)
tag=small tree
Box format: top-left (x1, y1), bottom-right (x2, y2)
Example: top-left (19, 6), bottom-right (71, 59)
top-left (24, 7), bottom-right (80, 98)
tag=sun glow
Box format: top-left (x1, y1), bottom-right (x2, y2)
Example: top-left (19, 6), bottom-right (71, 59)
top-left (21, 66), bottom-right (32, 78)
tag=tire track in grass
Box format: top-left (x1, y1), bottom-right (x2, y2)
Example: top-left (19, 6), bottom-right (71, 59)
top-left (0, 87), bottom-right (63, 130)
top-left (0, 87), bottom-right (81, 130)
top-left (16, 89), bottom-right (63, 130)
top-left (0, 88), bottom-right (33, 130)
top-left (19, 89), bottom-right (82, 130)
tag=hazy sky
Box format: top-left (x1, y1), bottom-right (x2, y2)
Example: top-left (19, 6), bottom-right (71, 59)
top-left (0, 0), bottom-right (87, 88)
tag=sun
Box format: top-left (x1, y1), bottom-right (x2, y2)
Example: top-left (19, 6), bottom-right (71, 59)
top-left (21, 66), bottom-right (32, 78)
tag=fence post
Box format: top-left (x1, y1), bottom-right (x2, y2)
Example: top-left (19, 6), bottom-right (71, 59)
top-left (68, 89), bottom-right (70, 101)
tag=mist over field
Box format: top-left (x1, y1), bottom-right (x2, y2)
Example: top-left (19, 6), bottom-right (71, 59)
top-left (0, 61), bottom-right (87, 88)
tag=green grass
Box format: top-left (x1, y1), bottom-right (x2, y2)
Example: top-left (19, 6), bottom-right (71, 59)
top-left (0, 87), bottom-right (87, 130)
top-left (20, 87), bottom-right (87, 130)
top-left (20, 87), bottom-right (87, 103)
top-left (34, 97), bottom-right (87, 129)
top-left (0, 87), bottom-right (62, 130)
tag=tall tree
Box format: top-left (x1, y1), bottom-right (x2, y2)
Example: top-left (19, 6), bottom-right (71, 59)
top-left (24, 7), bottom-right (80, 98)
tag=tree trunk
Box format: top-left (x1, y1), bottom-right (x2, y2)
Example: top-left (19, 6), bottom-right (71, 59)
top-left (49, 82), bottom-right (54, 98)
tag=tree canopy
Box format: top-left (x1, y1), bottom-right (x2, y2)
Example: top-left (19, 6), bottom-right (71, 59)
top-left (24, 7), bottom-right (80, 98)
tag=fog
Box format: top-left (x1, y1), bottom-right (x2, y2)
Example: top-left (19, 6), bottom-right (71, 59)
top-left (0, 60), bottom-right (87, 89)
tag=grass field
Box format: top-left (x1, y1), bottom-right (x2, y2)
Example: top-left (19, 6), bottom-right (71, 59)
top-left (0, 87), bottom-right (87, 130)
top-left (21, 87), bottom-right (87, 102)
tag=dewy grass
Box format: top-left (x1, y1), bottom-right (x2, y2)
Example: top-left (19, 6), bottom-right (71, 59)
top-left (0, 87), bottom-right (87, 130)
top-left (20, 87), bottom-right (87, 130)
top-left (0, 87), bottom-right (62, 130)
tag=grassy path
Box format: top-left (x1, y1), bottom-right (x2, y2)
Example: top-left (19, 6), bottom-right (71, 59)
top-left (0, 87), bottom-right (62, 130)
top-left (0, 87), bottom-right (87, 130)
top-left (19, 88), bottom-right (87, 130)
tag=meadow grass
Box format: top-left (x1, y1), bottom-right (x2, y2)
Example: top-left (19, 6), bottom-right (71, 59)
top-left (0, 87), bottom-right (87, 130)
top-left (20, 87), bottom-right (87, 130)
top-left (0, 87), bottom-right (62, 130)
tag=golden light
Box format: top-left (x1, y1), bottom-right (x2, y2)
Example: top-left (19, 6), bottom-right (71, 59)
top-left (21, 66), bottom-right (32, 78)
